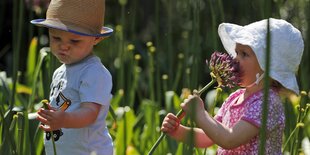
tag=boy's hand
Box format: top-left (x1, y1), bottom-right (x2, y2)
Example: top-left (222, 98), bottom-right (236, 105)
top-left (41, 99), bottom-right (52, 110)
top-left (37, 100), bottom-right (65, 131)
top-left (37, 108), bottom-right (66, 131)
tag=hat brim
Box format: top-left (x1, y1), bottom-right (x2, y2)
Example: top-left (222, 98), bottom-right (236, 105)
top-left (31, 19), bottom-right (113, 37)
top-left (271, 71), bottom-right (300, 95)
top-left (218, 23), bottom-right (256, 58)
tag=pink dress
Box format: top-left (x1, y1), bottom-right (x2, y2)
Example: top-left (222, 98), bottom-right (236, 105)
top-left (214, 88), bottom-right (285, 155)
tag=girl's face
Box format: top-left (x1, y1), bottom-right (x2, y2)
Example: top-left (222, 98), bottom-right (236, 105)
top-left (235, 43), bottom-right (264, 87)
top-left (49, 29), bottom-right (102, 64)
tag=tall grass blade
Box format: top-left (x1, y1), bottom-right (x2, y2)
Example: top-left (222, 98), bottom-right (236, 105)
top-left (26, 37), bottom-right (38, 85)
top-left (258, 17), bottom-right (271, 155)
top-left (27, 48), bottom-right (48, 109)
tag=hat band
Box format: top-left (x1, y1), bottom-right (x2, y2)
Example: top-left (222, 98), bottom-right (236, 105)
top-left (47, 18), bottom-right (101, 35)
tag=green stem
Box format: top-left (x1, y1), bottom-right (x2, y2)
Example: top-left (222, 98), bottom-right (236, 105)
top-left (42, 100), bottom-right (57, 155)
top-left (147, 78), bottom-right (216, 155)
top-left (258, 17), bottom-right (271, 155)
top-left (282, 124), bottom-right (300, 152)
top-left (50, 131), bottom-right (57, 155)
top-left (209, 88), bottom-right (222, 116)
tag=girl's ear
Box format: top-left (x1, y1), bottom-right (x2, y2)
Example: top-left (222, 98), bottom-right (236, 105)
top-left (94, 37), bottom-right (107, 45)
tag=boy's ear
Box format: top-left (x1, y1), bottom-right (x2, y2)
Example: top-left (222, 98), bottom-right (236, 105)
top-left (94, 37), bottom-right (107, 45)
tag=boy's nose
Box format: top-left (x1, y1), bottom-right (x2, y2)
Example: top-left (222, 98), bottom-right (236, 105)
top-left (59, 43), bottom-right (70, 51)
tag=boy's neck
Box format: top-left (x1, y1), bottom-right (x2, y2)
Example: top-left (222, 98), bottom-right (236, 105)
top-left (65, 53), bottom-right (94, 66)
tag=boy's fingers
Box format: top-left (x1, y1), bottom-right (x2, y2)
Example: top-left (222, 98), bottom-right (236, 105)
top-left (47, 103), bottom-right (53, 110)
top-left (39, 124), bottom-right (52, 132)
top-left (37, 115), bottom-right (49, 124)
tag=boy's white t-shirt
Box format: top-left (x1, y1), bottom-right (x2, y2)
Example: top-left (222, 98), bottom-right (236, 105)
top-left (44, 55), bottom-right (113, 155)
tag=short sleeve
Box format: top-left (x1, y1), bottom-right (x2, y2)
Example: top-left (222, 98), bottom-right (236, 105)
top-left (241, 99), bottom-right (262, 128)
top-left (214, 105), bottom-right (224, 122)
top-left (79, 65), bottom-right (112, 106)
top-left (214, 89), bottom-right (244, 122)
top-left (241, 91), bottom-right (284, 131)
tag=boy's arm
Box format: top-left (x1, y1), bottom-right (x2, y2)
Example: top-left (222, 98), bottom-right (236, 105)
top-left (37, 102), bottom-right (101, 131)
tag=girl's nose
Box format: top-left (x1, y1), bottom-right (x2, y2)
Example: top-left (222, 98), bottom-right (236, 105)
top-left (233, 57), bottom-right (239, 62)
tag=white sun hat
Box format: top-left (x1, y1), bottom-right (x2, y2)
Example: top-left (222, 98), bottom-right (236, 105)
top-left (218, 18), bottom-right (304, 95)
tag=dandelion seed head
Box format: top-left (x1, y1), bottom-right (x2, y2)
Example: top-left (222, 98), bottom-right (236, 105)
top-left (146, 41), bottom-right (153, 47)
top-left (127, 44), bottom-right (135, 51)
top-left (300, 91), bottom-right (307, 96)
top-left (116, 25), bottom-right (122, 32)
top-left (162, 74), bottom-right (168, 80)
top-left (178, 53), bottom-right (184, 59)
top-left (134, 54), bottom-right (141, 60)
top-left (149, 46), bottom-right (156, 53)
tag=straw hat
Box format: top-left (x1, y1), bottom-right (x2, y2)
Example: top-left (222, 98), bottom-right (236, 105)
top-left (218, 18), bottom-right (304, 95)
top-left (31, 0), bottom-right (113, 37)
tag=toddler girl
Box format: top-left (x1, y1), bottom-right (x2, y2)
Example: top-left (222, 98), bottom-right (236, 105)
top-left (161, 18), bottom-right (304, 154)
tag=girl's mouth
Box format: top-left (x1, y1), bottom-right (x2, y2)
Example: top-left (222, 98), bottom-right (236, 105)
top-left (232, 60), bottom-right (243, 85)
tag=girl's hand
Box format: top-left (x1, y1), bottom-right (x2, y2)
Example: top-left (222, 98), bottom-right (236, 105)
top-left (180, 95), bottom-right (205, 121)
top-left (161, 113), bottom-right (180, 135)
top-left (37, 107), bottom-right (66, 131)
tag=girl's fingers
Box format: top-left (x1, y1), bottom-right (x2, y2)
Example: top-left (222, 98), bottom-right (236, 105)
top-left (167, 113), bottom-right (179, 121)
top-left (161, 122), bottom-right (177, 132)
top-left (161, 114), bottom-right (180, 132)
top-left (166, 114), bottom-right (180, 126)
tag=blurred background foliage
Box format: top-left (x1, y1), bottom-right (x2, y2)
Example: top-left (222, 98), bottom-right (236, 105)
top-left (0, 0), bottom-right (309, 155)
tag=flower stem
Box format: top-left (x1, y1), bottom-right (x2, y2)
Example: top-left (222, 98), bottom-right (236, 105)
top-left (51, 131), bottom-right (57, 155)
top-left (41, 100), bottom-right (57, 155)
top-left (147, 78), bottom-right (216, 155)
top-left (282, 124), bottom-right (301, 152)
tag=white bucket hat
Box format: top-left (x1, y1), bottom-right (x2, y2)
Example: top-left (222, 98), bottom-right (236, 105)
top-left (218, 18), bottom-right (304, 94)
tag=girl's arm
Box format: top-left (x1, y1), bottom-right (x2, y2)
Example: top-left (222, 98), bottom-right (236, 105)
top-left (182, 95), bottom-right (259, 149)
top-left (37, 102), bottom-right (101, 131)
top-left (161, 113), bottom-right (214, 148)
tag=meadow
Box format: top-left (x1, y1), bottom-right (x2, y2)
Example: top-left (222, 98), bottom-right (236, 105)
top-left (0, 0), bottom-right (309, 154)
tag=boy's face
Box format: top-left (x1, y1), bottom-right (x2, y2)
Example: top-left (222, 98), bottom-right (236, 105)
top-left (49, 29), bottom-right (102, 64)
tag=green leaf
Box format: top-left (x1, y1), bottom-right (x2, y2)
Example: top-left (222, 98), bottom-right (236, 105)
top-left (26, 37), bottom-right (38, 85)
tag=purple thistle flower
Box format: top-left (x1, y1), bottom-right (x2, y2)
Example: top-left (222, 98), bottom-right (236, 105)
top-left (208, 51), bottom-right (241, 88)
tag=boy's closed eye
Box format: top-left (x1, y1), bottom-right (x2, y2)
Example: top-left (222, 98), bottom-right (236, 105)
top-left (51, 36), bottom-right (80, 44)
top-left (70, 39), bottom-right (80, 44)
top-left (51, 36), bottom-right (61, 41)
